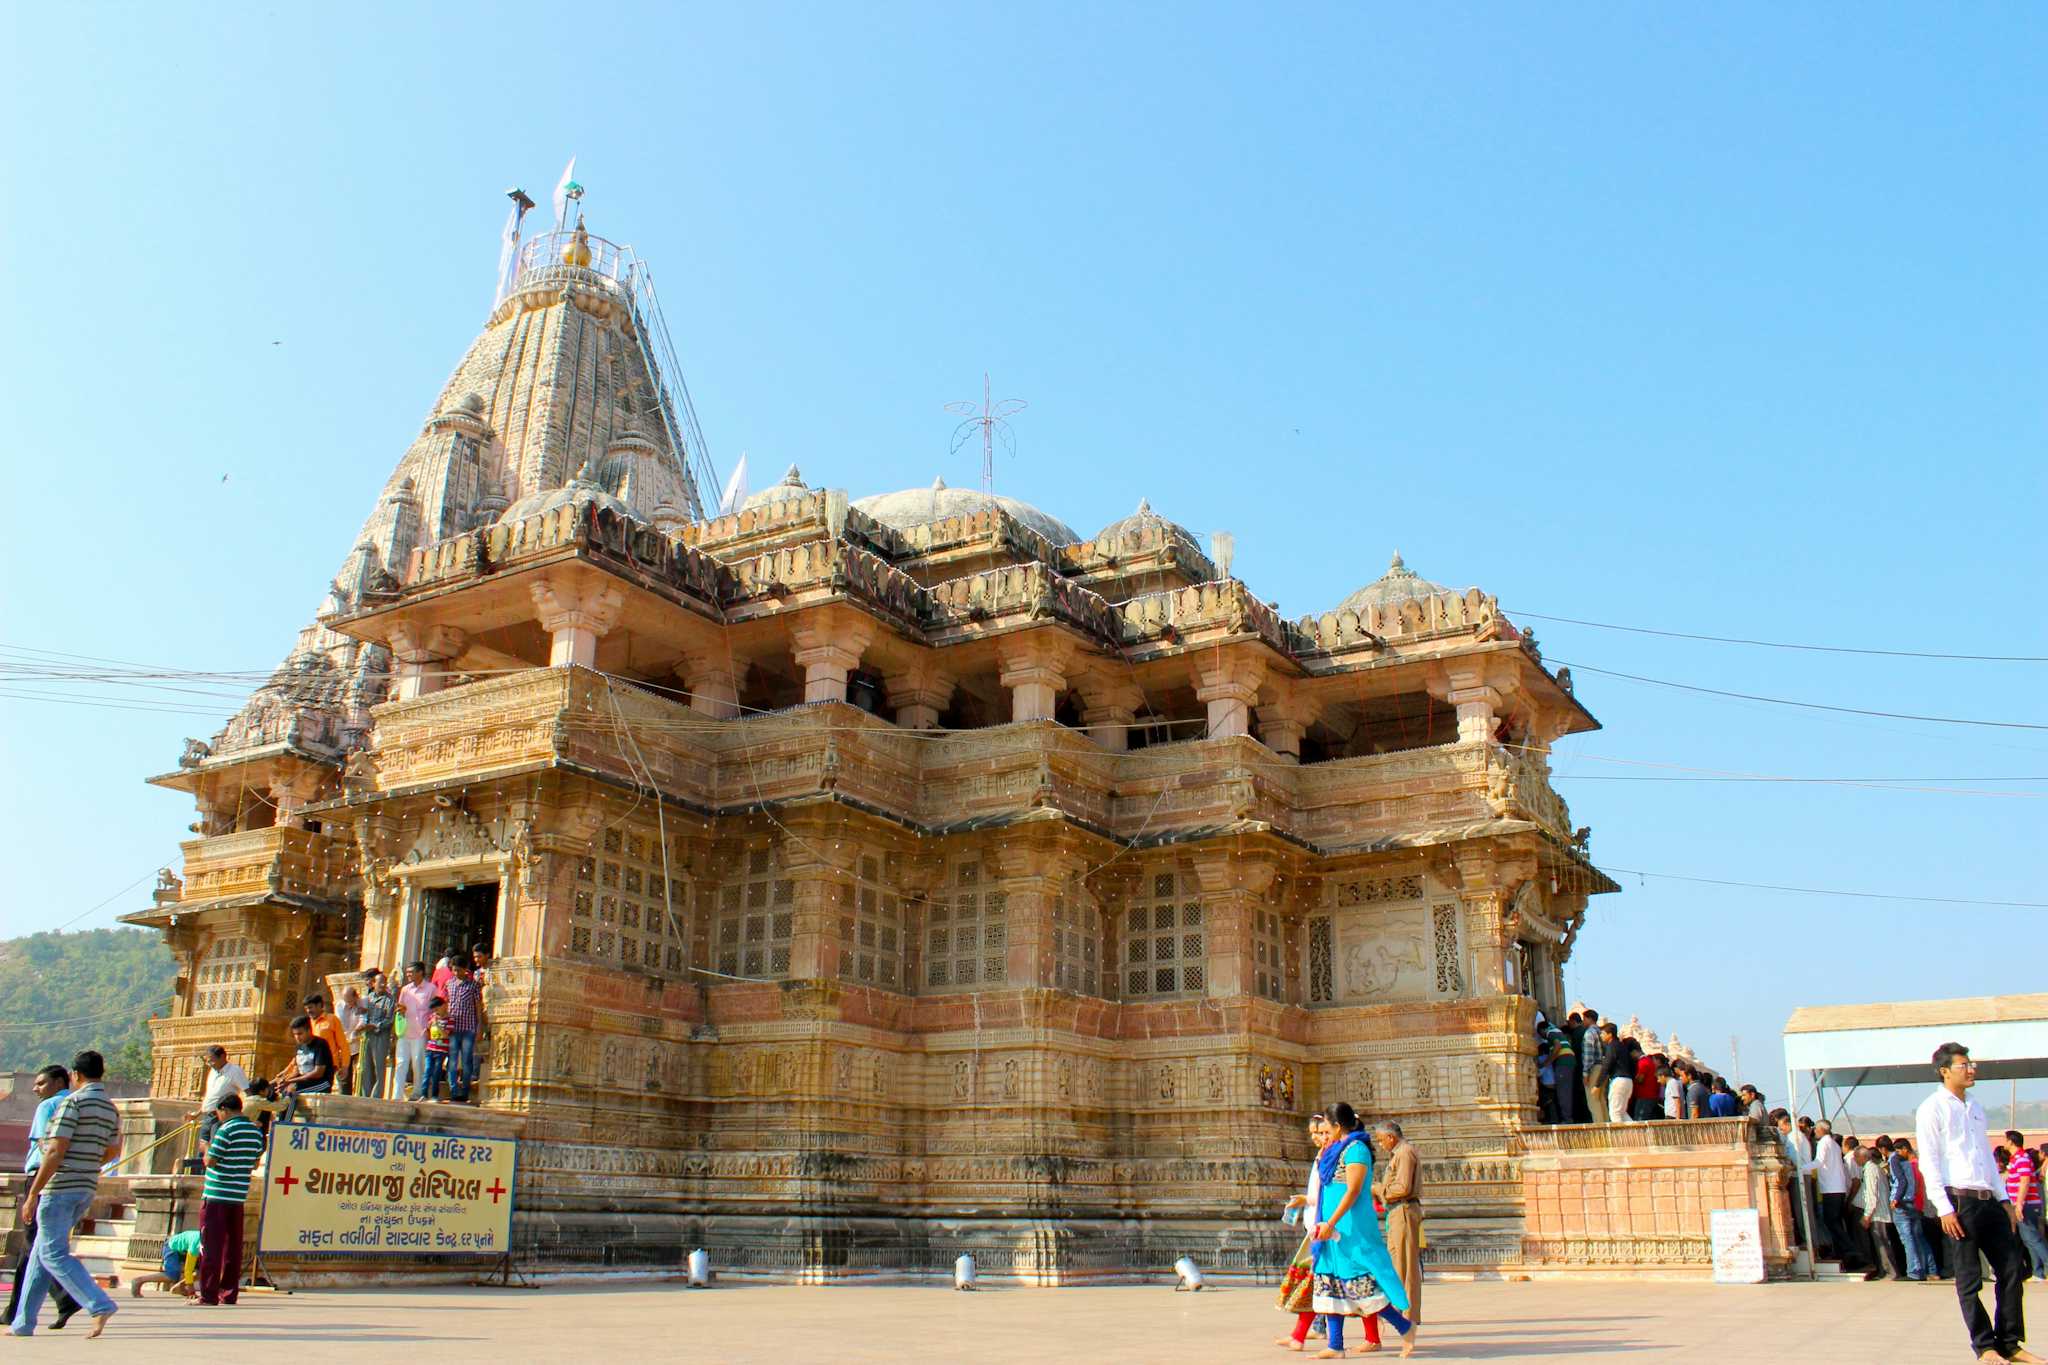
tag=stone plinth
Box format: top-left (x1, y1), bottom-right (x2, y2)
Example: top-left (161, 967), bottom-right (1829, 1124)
top-left (1513, 1118), bottom-right (1796, 1280)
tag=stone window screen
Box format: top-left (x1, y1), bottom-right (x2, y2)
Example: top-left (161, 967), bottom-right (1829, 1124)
top-left (193, 935), bottom-right (261, 1015)
top-left (1252, 906), bottom-right (1287, 1003)
top-left (837, 853), bottom-right (905, 990)
top-left (1431, 900), bottom-right (1466, 996)
top-left (926, 856), bottom-right (1007, 990)
top-left (573, 826), bottom-right (691, 976)
top-left (710, 845), bottom-right (795, 980)
top-left (1306, 914), bottom-right (1334, 1004)
top-left (1122, 867), bottom-right (1204, 1000)
top-left (1051, 879), bottom-right (1102, 997)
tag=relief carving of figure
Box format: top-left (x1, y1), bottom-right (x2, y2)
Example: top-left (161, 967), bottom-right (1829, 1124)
top-left (1279, 1067), bottom-right (1296, 1111)
top-left (1056, 1057), bottom-right (1073, 1099)
top-left (1258, 1064), bottom-right (1276, 1109)
top-left (1001, 1057), bottom-right (1021, 1101)
top-left (951, 1058), bottom-right (972, 1100)
top-left (1342, 935), bottom-right (1425, 998)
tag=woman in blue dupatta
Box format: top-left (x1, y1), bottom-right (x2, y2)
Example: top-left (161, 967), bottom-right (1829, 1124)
top-left (1311, 1103), bottom-right (1417, 1358)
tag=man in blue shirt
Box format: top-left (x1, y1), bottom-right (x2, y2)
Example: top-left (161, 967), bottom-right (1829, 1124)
top-left (1705, 1077), bottom-right (1741, 1118)
top-left (2, 1067), bottom-right (79, 1330)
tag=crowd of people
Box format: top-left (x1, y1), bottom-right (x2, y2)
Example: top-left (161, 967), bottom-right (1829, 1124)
top-left (6, 944), bottom-right (491, 1340)
top-left (1273, 1104), bottom-right (1424, 1358)
top-left (1532, 1006), bottom-right (1765, 1125)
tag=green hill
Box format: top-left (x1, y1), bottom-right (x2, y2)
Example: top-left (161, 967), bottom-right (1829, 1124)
top-left (0, 927), bottom-right (175, 1081)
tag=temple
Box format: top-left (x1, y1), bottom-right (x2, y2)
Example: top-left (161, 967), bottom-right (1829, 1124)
top-left (121, 214), bottom-right (1792, 1282)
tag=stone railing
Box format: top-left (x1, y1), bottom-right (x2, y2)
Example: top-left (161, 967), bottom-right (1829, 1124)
top-left (1517, 1118), bottom-right (1756, 1153)
top-left (402, 501), bottom-right (729, 608)
top-left (1488, 744), bottom-right (1574, 842)
top-left (925, 562), bottom-right (1123, 643)
top-left (1290, 742), bottom-right (1500, 846)
top-left (889, 504), bottom-right (1064, 567)
top-left (1295, 586), bottom-right (1501, 654)
top-left (176, 825), bottom-right (355, 906)
top-left (1118, 579), bottom-right (1296, 653)
top-left (1060, 518), bottom-right (1216, 581)
top-left (370, 668), bottom-right (582, 790)
top-left (678, 488), bottom-right (834, 550)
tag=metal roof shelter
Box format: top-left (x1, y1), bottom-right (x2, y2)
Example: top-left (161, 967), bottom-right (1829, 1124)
top-left (1783, 994), bottom-right (2048, 1121)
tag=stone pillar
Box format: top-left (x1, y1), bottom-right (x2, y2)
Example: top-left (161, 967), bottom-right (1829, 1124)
top-left (988, 831), bottom-right (1088, 988)
top-left (775, 813), bottom-right (841, 980)
top-left (1075, 671), bottom-right (1145, 751)
top-left (1255, 688), bottom-right (1310, 762)
top-left (267, 766), bottom-right (326, 829)
top-left (388, 622), bottom-right (466, 701)
top-left (529, 578), bottom-right (624, 669)
top-left (790, 616), bottom-right (874, 705)
top-left (676, 650), bottom-right (742, 718)
top-left (997, 635), bottom-right (1073, 723)
top-left (883, 658), bottom-right (956, 730)
top-left (1189, 849), bottom-right (1285, 1000)
top-left (1192, 653), bottom-right (1267, 739)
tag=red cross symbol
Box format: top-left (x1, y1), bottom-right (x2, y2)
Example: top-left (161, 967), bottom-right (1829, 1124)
top-left (273, 1167), bottom-right (299, 1196)
top-left (485, 1178), bottom-right (507, 1204)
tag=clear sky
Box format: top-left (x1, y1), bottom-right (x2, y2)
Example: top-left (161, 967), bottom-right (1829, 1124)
top-left (3, 5), bottom-right (2044, 1107)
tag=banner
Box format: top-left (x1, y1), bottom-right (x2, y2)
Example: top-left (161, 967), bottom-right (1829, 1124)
top-left (257, 1122), bottom-right (517, 1257)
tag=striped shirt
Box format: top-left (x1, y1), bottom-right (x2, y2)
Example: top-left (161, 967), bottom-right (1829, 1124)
top-left (41, 1082), bottom-right (119, 1197)
top-left (203, 1115), bottom-right (266, 1203)
top-left (2007, 1149), bottom-right (2042, 1207)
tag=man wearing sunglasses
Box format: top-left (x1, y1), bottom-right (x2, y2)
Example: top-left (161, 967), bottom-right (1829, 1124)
top-left (1916, 1042), bottom-right (2042, 1364)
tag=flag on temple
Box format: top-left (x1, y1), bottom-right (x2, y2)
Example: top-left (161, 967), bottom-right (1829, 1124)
top-left (717, 452), bottom-right (750, 516)
top-left (552, 157), bottom-right (579, 229)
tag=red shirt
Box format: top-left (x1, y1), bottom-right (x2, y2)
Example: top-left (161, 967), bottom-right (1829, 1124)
top-left (1632, 1056), bottom-right (1660, 1104)
top-left (2007, 1150), bottom-right (2041, 1206)
top-left (1908, 1158), bottom-right (1927, 1213)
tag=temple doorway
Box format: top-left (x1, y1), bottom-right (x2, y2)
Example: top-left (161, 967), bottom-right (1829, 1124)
top-left (416, 881), bottom-right (499, 965)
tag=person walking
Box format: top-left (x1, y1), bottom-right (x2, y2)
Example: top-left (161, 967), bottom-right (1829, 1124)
top-left (1371, 1120), bottom-right (1425, 1329)
top-left (1856, 1147), bottom-right (1902, 1280)
top-left (2003, 1129), bottom-right (2048, 1279)
top-left (1916, 1042), bottom-right (2042, 1365)
top-left (444, 954), bottom-right (484, 1103)
top-left (1275, 1112), bottom-right (1333, 1352)
top-left (2, 1066), bottom-right (79, 1331)
top-left (195, 1093), bottom-right (265, 1305)
top-left (355, 970), bottom-right (397, 1101)
top-left (1308, 1103), bottom-right (1416, 1358)
top-left (8, 1050), bottom-right (121, 1339)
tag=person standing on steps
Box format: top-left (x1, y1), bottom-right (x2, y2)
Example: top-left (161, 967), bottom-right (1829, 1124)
top-left (1916, 1041), bottom-right (2043, 1365)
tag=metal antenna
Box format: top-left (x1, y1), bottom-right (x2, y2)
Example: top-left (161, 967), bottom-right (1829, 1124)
top-left (945, 374), bottom-right (1026, 497)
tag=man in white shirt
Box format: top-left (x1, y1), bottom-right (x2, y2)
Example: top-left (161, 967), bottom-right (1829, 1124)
top-left (1803, 1118), bottom-right (1855, 1267)
top-left (1915, 1041), bottom-right (2040, 1364)
top-left (187, 1046), bottom-right (249, 1147)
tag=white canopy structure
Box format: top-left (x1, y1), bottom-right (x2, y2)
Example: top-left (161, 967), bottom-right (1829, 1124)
top-left (1783, 994), bottom-right (2048, 1121)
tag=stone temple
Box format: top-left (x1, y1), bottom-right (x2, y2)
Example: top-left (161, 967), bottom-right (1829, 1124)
top-left (121, 215), bottom-right (1795, 1282)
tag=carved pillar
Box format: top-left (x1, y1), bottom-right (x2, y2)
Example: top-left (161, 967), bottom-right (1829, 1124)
top-left (986, 829), bottom-right (1089, 988)
top-left (675, 650), bottom-right (742, 719)
top-left (353, 813), bottom-right (402, 970)
top-left (529, 577), bottom-right (624, 669)
top-left (267, 766), bottom-right (326, 830)
top-left (883, 657), bottom-right (956, 731)
top-left (1192, 652), bottom-right (1267, 740)
top-left (1075, 671), bottom-right (1145, 751)
top-left (996, 635), bottom-right (1073, 723)
top-left (1188, 848), bottom-right (1286, 1000)
top-left (1255, 687), bottom-right (1310, 762)
top-left (388, 622), bottom-right (467, 701)
top-left (774, 812), bottom-right (843, 980)
top-left (790, 614), bottom-right (875, 706)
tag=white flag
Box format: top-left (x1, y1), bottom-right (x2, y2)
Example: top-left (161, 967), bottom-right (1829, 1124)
top-left (717, 452), bottom-right (751, 516)
top-left (492, 200), bottom-right (522, 307)
top-left (552, 157), bottom-right (578, 230)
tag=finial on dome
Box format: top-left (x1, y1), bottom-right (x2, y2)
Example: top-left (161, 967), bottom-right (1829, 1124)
top-left (562, 218), bottom-right (593, 268)
top-left (571, 457), bottom-right (599, 486)
top-left (1390, 551), bottom-right (1406, 572)
top-left (932, 475), bottom-right (947, 491)
top-left (781, 465), bottom-right (803, 486)
top-left (1136, 497), bottom-right (1151, 515)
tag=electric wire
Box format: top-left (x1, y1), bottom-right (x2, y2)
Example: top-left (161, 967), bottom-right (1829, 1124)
top-left (1506, 608), bottom-right (2048, 663)
top-left (1555, 659), bottom-right (2048, 732)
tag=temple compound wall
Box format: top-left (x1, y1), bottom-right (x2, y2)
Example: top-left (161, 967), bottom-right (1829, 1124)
top-left (118, 219), bottom-right (1755, 1283)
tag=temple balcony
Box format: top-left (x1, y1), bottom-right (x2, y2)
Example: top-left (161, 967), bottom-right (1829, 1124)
top-left (123, 824), bottom-right (357, 931)
top-left (344, 664), bottom-right (1590, 862)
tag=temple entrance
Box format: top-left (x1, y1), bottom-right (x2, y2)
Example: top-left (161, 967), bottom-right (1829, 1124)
top-left (415, 881), bottom-right (499, 965)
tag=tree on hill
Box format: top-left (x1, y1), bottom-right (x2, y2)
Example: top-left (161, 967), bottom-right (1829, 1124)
top-left (0, 928), bottom-right (175, 1077)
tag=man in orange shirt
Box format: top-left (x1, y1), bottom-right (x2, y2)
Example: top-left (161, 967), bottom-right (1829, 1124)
top-left (302, 995), bottom-right (351, 1093)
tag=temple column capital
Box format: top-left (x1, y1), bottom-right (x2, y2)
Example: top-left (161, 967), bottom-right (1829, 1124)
top-left (529, 577), bottom-right (624, 670)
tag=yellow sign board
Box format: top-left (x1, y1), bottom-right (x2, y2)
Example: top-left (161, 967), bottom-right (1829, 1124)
top-left (256, 1122), bottom-right (517, 1256)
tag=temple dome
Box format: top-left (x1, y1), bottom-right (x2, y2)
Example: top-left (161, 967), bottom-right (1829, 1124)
top-left (496, 461), bottom-right (630, 524)
top-left (1338, 552), bottom-right (1454, 611)
top-left (737, 464), bottom-right (811, 512)
top-left (1093, 497), bottom-right (1195, 547)
top-left (854, 476), bottom-right (1080, 545)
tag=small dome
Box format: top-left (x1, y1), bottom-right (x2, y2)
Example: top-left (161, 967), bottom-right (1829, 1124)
top-left (1094, 497), bottom-right (1196, 546)
top-left (496, 461), bottom-right (630, 524)
top-left (1337, 552), bottom-right (1454, 612)
top-left (737, 464), bottom-right (810, 512)
top-left (853, 476), bottom-right (1080, 545)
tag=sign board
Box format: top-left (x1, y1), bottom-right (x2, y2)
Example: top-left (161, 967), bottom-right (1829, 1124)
top-left (1709, 1207), bottom-right (1765, 1284)
top-left (257, 1122), bottom-right (517, 1256)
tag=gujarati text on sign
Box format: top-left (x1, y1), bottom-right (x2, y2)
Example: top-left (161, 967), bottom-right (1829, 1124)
top-left (257, 1122), bottom-right (517, 1256)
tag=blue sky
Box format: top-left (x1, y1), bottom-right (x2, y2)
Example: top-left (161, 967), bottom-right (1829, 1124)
top-left (3, 5), bottom-right (2043, 1108)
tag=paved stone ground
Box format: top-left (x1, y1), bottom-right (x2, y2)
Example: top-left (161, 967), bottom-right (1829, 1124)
top-left (6, 1277), bottom-right (2036, 1361)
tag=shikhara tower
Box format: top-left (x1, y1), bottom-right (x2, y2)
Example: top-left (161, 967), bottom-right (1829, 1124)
top-left (128, 208), bottom-right (1794, 1283)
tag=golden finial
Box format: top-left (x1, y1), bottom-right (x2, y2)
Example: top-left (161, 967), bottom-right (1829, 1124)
top-left (562, 216), bottom-right (593, 268)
